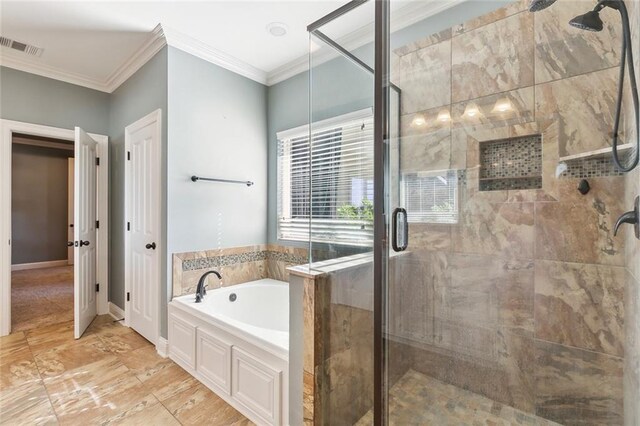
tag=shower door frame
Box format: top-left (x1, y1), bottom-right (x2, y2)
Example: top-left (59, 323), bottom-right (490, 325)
top-left (373, 1), bottom-right (390, 425)
top-left (306, 0), bottom-right (391, 424)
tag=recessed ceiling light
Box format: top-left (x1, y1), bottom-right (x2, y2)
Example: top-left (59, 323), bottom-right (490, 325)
top-left (267, 22), bottom-right (288, 37)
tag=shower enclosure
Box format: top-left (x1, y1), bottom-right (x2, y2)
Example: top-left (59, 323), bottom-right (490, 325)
top-left (304, 0), bottom-right (640, 424)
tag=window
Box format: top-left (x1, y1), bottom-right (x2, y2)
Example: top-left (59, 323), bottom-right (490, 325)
top-left (402, 170), bottom-right (459, 224)
top-left (277, 109), bottom-right (374, 245)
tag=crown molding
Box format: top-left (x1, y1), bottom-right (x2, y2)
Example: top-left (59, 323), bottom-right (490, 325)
top-left (0, 22), bottom-right (267, 92)
top-left (266, 54), bottom-right (309, 86)
top-left (162, 25), bottom-right (268, 85)
top-left (0, 49), bottom-right (109, 92)
top-left (105, 24), bottom-right (167, 93)
top-left (0, 24), bottom-right (167, 93)
top-left (266, 0), bottom-right (466, 86)
top-left (0, 0), bottom-right (465, 91)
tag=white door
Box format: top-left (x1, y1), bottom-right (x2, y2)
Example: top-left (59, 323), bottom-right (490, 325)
top-left (67, 158), bottom-right (74, 265)
top-left (125, 110), bottom-right (161, 345)
top-left (74, 127), bottom-right (98, 339)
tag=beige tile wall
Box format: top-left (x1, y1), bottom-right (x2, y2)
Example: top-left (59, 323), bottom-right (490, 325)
top-left (383, 0), bottom-right (639, 424)
top-left (171, 244), bottom-right (308, 297)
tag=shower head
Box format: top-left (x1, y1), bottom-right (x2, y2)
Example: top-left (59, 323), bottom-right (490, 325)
top-left (569, 9), bottom-right (605, 31)
top-left (528, 0), bottom-right (557, 12)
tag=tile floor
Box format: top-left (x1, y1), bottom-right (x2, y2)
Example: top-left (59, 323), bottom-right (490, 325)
top-left (0, 315), bottom-right (253, 425)
top-left (356, 369), bottom-right (561, 425)
top-left (11, 266), bottom-right (75, 332)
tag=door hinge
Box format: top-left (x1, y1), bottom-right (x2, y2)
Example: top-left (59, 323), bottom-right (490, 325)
top-left (96, 220), bottom-right (100, 229)
top-left (127, 151), bottom-right (131, 161)
top-left (127, 222), bottom-right (130, 231)
top-left (96, 157), bottom-right (100, 166)
top-left (96, 283), bottom-right (100, 292)
top-left (127, 292), bottom-right (130, 302)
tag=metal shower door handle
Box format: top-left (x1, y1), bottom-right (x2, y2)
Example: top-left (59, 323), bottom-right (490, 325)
top-left (392, 207), bottom-right (408, 252)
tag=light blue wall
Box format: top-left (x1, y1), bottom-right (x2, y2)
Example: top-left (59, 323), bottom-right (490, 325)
top-left (108, 47), bottom-right (168, 310)
top-left (0, 66), bottom-right (109, 134)
top-left (266, 51), bottom-right (374, 244)
top-left (166, 47), bottom-right (268, 335)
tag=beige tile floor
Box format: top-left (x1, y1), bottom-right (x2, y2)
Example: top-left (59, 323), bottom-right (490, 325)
top-left (356, 370), bottom-right (561, 426)
top-left (11, 266), bottom-right (75, 333)
top-left (0, 315), bottom-right (253, 425)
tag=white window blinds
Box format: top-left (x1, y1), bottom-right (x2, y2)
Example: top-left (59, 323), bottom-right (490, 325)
top-left (401, 170), bottom-right (459, 224)
top-left (277, 109), bottom-right (374, 245)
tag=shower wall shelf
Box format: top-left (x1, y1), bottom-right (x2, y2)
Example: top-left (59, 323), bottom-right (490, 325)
top-left (558, 143), bottom-right (633, 162)
top-left (479, 134), bottom-right (542, 191)
top-left (191, 175), bottom-right (254, 187)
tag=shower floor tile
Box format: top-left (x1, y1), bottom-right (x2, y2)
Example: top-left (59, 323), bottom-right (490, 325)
top-left (356, 370), bottom-right (561, 425)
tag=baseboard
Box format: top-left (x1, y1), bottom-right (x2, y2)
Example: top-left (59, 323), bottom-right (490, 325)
top-left (156, 337), bottom-right (169, 358)
top-left (108, 302), bottom-right (125, 321)
top-left (11, 260), bottom-right (69, 271)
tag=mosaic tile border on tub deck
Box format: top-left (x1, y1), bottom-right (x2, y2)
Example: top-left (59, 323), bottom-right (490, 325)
top-left (182, 250), bottom-right (307, 271)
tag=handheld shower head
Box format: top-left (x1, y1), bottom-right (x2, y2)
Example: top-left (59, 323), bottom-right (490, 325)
top-left (569, 9), bottom-right (605, 31)
top-left (568, 0), bottom-right (639, 172)
top-left (528, 0), bottom-right (557, 12)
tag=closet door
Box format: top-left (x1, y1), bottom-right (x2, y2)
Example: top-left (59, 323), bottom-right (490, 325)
top-left (73, 127), bottom-right (97, 339)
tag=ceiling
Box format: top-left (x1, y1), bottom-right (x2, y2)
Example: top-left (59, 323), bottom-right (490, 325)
top-left (0, 0), bottom-right (455, 92)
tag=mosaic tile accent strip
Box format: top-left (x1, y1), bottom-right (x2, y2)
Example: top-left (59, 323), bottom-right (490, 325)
top-left (479, 134), bottom-right (542, 191)
top-left (266, 250), bottom-right (309, 265)
top-left (182, 250), bottom-right (307, 271)
top-left (560, 155), bottom-right (625, 179)
top-left (481, 176), bottom-right (542, 191)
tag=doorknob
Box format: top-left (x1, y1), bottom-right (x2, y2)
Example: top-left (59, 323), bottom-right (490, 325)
top-left (614, 196), bottom-right (639, 239)
top-left (67, 241), bottom-right (74, 247)
top-left (79, 240), bottom-right (90, 246)
top-left (146, 242), bottom-right (156, 250)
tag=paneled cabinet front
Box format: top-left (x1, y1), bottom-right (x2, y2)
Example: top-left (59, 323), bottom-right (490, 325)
top-left (167, 307), bottom-right (287, 426)
top-left (168, 313), bottom-right (196, 369)
top-left (196, 327), bottom-right (232, 395)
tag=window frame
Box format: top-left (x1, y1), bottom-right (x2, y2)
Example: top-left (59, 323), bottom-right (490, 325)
top-left (276, 108), bottom-right (374, 245)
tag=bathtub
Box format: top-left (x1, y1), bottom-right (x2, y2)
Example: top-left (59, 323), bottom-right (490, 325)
top-left (168, 278), bottom-right (289, 426)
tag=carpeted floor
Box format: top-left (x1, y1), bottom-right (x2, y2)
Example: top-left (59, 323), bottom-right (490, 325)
top-left (11, 265), bottom-right (74, 332)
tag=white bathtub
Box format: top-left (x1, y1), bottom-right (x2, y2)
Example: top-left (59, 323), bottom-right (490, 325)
top-left (168, 278), bottom-right (289, 425)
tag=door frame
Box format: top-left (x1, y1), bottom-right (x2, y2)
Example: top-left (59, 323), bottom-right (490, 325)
top-left (123, 109), bottom-right (162, 344)
top-left (0, 119), bottom-right (109, 336)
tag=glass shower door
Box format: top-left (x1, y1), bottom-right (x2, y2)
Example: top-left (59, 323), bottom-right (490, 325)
top-left (383, 0), bottom-right (639, 425)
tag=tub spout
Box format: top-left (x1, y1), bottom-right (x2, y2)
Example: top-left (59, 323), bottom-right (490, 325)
top-left (195, 270), bottom-right (222, 303)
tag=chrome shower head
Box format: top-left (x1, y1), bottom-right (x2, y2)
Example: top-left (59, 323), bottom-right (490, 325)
top-left (569, 9), bottom-right (605, 31)
top-left (528, 0), bottom-right (557, 12)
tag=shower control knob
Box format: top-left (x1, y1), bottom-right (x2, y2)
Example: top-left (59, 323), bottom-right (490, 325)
top-left (614, 196), bottom-right (639, 239)
top-left (577, 179), bottom-right (590, 195)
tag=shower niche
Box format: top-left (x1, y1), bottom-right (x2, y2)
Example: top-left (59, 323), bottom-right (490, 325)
top-left (479, 134), bottom-right (542, 191)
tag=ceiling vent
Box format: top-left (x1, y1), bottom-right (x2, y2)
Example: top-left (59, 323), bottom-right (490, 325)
top-left (0, 36), bottom-right (43, 57)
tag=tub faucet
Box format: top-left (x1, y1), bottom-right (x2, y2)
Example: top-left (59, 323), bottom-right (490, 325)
top-left (195, 270), bottom-right (222, 303)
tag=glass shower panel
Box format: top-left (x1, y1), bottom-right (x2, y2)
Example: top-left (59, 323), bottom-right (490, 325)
top-left (384, 0), bottom-right (640, 425)
top-left (309, 4), bottom-right (375, 264)
top-left (308, 4), bottom-right (377, 423)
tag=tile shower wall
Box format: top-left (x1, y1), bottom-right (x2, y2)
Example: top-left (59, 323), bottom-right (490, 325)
top-left (386, 0), bottom-right (639, 425)
top-left (172, 244), bottom-right (307, 297)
